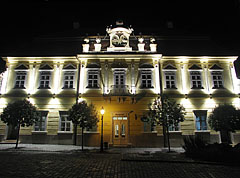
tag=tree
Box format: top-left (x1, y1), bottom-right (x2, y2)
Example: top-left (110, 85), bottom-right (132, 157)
top-left (68, 101), bottom-right (99, 150)
top-left (208, 104), bottom-right (240, 144)
top-left (0, 58), bottom-right (6, 74)
top-left (0, 99), bottom-right (40, 149)
top-left (148, 95), bottom-right (186, 152)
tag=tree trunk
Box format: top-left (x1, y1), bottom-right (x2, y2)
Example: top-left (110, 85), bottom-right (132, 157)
top-left (15, 124), bottom-right (20, 149)
top-left (73, 124), bottom-right (77, 145)
top-left (220, 130), bottom-right (232, 144)
top-left (82, 127), bottom-right (84, 151)
top-left (166, 127), bottom-right (171, 152)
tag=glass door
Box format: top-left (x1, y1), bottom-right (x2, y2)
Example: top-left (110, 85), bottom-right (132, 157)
top-left (113, 117), bottom-right (128, 145)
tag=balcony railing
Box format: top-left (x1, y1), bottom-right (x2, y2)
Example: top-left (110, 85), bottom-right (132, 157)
top-left (109, 85), bottom-right (130, 96)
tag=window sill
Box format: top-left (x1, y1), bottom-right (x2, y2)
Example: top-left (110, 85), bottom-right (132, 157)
top-left (164, 88), bottom-right (178, 90)
top-left (84, 131), bottom-right (99, 134)
top-left (195, 130), bottom-right (210, 133)
top-left (62, 87), bottom-right (75, 90)
top-left (86, 87), bottom-right (101, 90)
top-left (57, 131), bottom-right (73, 134)
top-left (38, 87), bottom-right (51, 89)
top-left (139, 87), bottom-right (154, 90)
top-left (169, 131), bottom-right (182, 133)
top-left (14, 87), bottom-right (26, 89)
top-left (212, 87), bottom-right (225, 90)
top-left (32, 131), bottom-right (47, 134)
top-left (191, 87), bottom-right (204, 90)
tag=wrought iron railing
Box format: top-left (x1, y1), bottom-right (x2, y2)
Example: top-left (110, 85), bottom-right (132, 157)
top-left (109, 85), bottom-right (130, 96)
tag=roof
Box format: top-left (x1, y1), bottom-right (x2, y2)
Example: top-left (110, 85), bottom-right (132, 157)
top-left (0, 34), bottom-right (239, 57)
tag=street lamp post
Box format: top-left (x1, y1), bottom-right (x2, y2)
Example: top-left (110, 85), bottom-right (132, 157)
top-left (100, 107), bottom-right (105, 152)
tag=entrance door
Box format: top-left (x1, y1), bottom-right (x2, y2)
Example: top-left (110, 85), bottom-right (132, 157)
top-left (113, 117), bottom-right (128, 145)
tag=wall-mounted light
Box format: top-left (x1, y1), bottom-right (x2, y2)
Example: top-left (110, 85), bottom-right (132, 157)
top-left (185, 94), bottom-right (188, 99)
top-left (53, 93), bottom-right (56, 99)
top-left (209, 94), bottom-right (212, 99)
top-left (27, 93), bottom-right (30, 99)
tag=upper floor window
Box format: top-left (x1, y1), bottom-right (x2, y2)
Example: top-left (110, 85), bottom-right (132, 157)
top-left (114, 69), bottom-right (126, 87)
top-left (87, 70), bottom-right (99, 88)
top-left (14, 64), bottom-right (28, 89)
top-left (190, 71), bottom-right (203, 89)
top-left (15, 71), bottom-right (27, 89)
top-left (141, 70), bottom-right (153, 88)
top-left (210, 64), bottom-right (224, 89)
top-left (211, 71), bottom-right (224, 89)
top-left (164, 71), bottom-right (177, 89)
top-left (63, 71), bottom-right (75, 89)
top-left (34, 111), bottom-right (48, 131)
top-left (39, 71), bottom-right (51, 89)
top-left (38, 64), bottom-right (53, 89)
top-left (189, 64), bottom-right (203, 89)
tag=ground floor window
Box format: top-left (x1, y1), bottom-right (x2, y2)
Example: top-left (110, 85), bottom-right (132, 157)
top-left (194, 110), bottom-right (208, 131)
top-left (59, 111), bottom-right (72, 132)
top-left (34, 111), bottom-right (48, 131)
top-left (168, 122), bottom-right (180, 131)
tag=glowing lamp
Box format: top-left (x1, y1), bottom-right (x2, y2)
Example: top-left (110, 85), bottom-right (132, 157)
top-left (100, 107), bottom-right (105, 115)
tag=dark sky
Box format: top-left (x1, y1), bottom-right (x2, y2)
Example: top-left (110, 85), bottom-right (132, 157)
top-left (0, 0), bottom-right (240, 54)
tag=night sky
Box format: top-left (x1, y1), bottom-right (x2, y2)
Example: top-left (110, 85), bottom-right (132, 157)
top-left (0, 0), bottom-right (240, 57)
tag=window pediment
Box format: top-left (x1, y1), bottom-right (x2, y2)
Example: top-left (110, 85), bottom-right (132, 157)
top-left (189, 64), bottom-right (202, 70)
top-left (39, 64), bottom-right (53, 70)
top-left (15, 64), bottom-right (28, 71)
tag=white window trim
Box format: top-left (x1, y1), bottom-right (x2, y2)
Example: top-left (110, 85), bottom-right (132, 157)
top-left (139, 69), bottom-right (154, 89)
top-left (87, 69), bottom-right (100, 88)
top-left (14, 71), bottom-right (28, 89)
top-left (189, 70), bottom-right (204, 89)
top-left (194, 112), bottom-right (208, 131)
top-left (113, 69), bottom-right (126, 86)
top-left (168, 122), bottom-right (181, 132)
top-left (210, 70), bottom-right (224, 89)
top-left (58, 113), bottom-right (73, 132)
top-left (38, 71), bottom-right (52, 89)
top-left (63, 71), bottom-right (76, 89)
top-left (33, 111), bottom-right (48, 132)
top-left (163, 70), bottom-right (177, 89)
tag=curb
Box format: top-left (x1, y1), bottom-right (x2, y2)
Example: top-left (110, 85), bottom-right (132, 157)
top-left (121, 158), bottom-right (240, 167)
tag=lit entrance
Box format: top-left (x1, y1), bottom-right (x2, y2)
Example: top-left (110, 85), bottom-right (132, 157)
top-left (113, 116), bottom-right (128, 145)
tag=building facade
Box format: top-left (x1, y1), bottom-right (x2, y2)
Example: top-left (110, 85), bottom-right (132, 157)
top-left (0, 23), bottom-right (240, 147)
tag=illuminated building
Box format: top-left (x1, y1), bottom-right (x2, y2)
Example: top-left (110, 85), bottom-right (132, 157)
top-left (0, 22), bottom-right (239, 146)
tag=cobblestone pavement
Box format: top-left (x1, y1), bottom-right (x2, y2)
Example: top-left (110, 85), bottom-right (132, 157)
top-left (0, 151), bottom-right (240, 178)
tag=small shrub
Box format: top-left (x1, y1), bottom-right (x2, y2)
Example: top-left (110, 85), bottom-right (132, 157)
top-left (183, 136), bottom-right (207, 159)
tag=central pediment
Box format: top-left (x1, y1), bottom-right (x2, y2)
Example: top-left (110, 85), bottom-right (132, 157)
top-left (106, 21), bottom-right (133, 52)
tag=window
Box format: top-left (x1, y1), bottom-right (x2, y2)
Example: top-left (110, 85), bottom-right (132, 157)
top-left (211, 71), bottom-right (224, 89)
top-left (164, 71), bottom-right (177, 89)
top-left (194, 110), bottom-right (208, 131)
top-left (63, 71), bottom-right (75, 89)
top-left (39, 71), bottom-right (51, 89)
top-left (190, 71), bottom-right (203, 89)
top-left (168, 122), bottom-right (180, 131)
top-left (141, 70), bottom-right (152, 88)
top-left (87, 70), bottom-right (99, 88)
top-left (15, 71), bottom-right (27, 89)
top-left (114, 70), bottom-right (125, 86)
top-left (34, 111), bottom-right (48, 131)
top-left (59, 112), bottom-right (72, 132)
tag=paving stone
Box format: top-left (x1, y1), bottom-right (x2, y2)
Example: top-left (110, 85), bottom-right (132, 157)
top-left (0, 151), bottom-right (240, 178)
